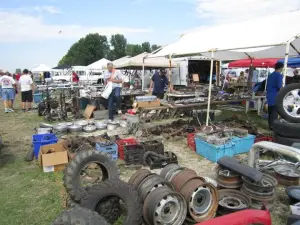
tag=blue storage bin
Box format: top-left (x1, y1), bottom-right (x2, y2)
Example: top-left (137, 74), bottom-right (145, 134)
top-left (32, 133), bottom-right (58, 158)
top-left (195, 138), bottom-right (235, 162)
top-left (231, 135), bottom-right (255, 155)
top-left (96, 142), bottom-right (118, 161)
top-left (33, 93), bottom-right (43, 103)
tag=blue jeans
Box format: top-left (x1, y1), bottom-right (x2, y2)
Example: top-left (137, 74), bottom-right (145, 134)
top-left (108, 87), bottom-right (121, 120)
top-left (2, 88), bottom-right (15, 101)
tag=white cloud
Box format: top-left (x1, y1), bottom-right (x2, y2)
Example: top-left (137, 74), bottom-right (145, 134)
top-left (34, 6), bottom-right (62, 14)
top-left (0, 11), bottom-right (153, 43)
top-left (196, 0), bottom-right (300, 24)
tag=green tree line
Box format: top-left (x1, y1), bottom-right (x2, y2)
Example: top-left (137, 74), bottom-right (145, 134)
top-left (58, 33), bottom-right (161, 66)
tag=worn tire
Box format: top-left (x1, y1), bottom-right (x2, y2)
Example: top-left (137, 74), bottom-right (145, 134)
top-left (273, 119), bottom-right (300, 138)
top-left (80, 180), bottom-right (142, 225)
top-left (66, 196), bottom-right (80, 209)
top-left (274, 134), bottom-right (300, 147)
top-left (276, 83), bottom-right (300, 123)
top-left (52, 207), bottom-right (109, 225)
top-left (63, 150), bottom-right (119, 201)
top-left (25, 148), bottom-right (34, 162)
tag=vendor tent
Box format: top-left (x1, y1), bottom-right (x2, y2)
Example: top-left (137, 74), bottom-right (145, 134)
top-left (113, 56), bottom-right (130, 65)
top-left (114, 52), bottom-right (178, 69)
top-left (151, 10), bottom-right (300, 60)
top-left (228, 58), bottom-right (280, 68)
top-left (87, 58), bottom-right (111, 70)
top-left (278, 57), bottom-right (300, 68)
top-left (32, 64), bottom-right (51, 72)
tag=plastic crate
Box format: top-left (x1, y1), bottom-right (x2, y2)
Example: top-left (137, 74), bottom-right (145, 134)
top-left (231, 135), bottom-right (256, 155)
top-left (255, 135), bottom-right (273, 143)
top-left (187, 133), bottom-right (196, 151)
top-left (195, 135), bottom-right (255, 163)
top-left (140, 140), bottom-right (164, 155)
top-left (33, 93), bottom-right (43, 103)
top-left (124, 144), bottom-right (145, 165)
top-left (116, 138), bottom-right (137, 160)
top-left (96, 142), bottom-right (118, 161)
top-left (32, 133), bottom-right (58, 159)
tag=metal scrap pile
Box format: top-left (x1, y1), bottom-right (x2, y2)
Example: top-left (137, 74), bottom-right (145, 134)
top-left (216, 116), bottom-right (258, 135)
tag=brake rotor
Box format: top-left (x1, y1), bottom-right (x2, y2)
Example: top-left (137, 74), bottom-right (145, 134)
top-left (216, 167), bottom-right (242, 189)
top-left (274, 165), bottom-right (300, 186)
top-left (218, 189), bottom-right (252, 215)
top-left (143, 186), bottom-right (187, 225)
top-left (179, 177), bottom-right (218, 222)
top-left (170, 169), bottom-right (198, 192)
top-left (242, 173), bottom-right (278, 193)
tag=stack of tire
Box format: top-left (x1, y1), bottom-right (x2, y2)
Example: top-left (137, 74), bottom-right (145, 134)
top-left (274, 83), bottom-right (300, 147)
top-left (128, 163), bottom-right (219, 225)
top-left (52, 150), bottom-right (143, 225)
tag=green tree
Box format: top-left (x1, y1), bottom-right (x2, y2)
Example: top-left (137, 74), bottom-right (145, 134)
top-left (126, 44), bottom-right (143, 57)
top-left (151, 44), bottom-right (161, 52)
top-left (141, 42), bottom-right (151, 53)
top-left (58, 33), bottom-right (110, 66)
top-left (109, 34), bottom-right (127, 60)
top-left (15, 69), bottom-right (21, 73)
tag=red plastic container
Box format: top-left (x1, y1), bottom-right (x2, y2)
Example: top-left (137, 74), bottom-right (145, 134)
top-left (254, 135), bottom-right (273, 143)
top-left (116, 138), bottom-right (138, 160)
top-left (187, 133), bottom-right (196, 151)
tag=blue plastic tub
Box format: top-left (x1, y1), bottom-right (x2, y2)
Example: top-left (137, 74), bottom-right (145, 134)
top-left (195, 135), bottom-right (255, 162)
top-left (33, 93), bottom-right (43, 103)
top-left (32, 134), bottom-right (58, 158)
top-left (96, 142), bottom-right (118, 161)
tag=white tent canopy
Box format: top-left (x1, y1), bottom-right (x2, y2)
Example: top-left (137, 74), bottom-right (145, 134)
top-left (114, 52), bottom-right (179, 69)
top-left (113, 56), bottom-right (130, 66)
top-left (32, 64), bottom-right (51, 72)
top-left (151, 10), bottom-right (300, 60)
top-left (87, 58), bottom-right (111, 70)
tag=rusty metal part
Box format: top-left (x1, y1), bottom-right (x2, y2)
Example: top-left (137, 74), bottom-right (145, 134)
top-left (274, 165), bottom-right (300, 186)
top-left (170, 169), bottom-right (198, 192)
top-left (131, 170), bottom-right (152, 190)
top-left (143, 186), bottom-right (187, 225)
top-left (242, 173), bottom-right (278, 193)
top-left (166, 167), bottom-right (187, 182)
top-left (218, 189), bottom-right (252, 215)
top-left (241, 184), bottom-right (276, 202)
top-left (160, 163), bottom-right (180, 179)
top-left (216, 167), bottom-right (242, 189)
top-left (180, 177), bottom-right (218, 222)
top-left (138, 173), bottom-right (174, 201)
top-left (128, 169), bottom-right (151, 185)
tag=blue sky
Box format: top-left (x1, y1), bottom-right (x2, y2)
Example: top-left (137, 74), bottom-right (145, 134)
top-left (0, 0), bottom-right (299, 72)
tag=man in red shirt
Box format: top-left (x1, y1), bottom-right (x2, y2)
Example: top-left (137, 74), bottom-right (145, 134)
top-left (15, 73), bottom-right (21, 81)
top-left (72, 71), bottom-right (79, 83)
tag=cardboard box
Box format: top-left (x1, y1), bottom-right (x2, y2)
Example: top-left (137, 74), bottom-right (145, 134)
top-left (135, 100), bottom-right (161, 108)
top-left (84, 104), bottom-right (96, 119)
top-left (38, 143), bottom-right (69, 172)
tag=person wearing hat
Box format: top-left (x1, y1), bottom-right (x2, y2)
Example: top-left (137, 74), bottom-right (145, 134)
top-left (266, 62), bottom-right (284, 130)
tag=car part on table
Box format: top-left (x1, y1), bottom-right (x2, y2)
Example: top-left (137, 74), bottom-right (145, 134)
top-left (143, 151), bottom-right (178, 170)
top-left (63, 150), bottom-right (119, 201)
top-left (217, 156), bottom-right (263, 183)
top-left (80, 180), bottom-right (142, 225)
top-left (83, 125), bottom-right (97, 133)
top-left (216, 167), bottom-right (242, 189)
top-left (286, 186), bottom-right (300, 205)
top-left (137, 173), bottom-right (174, 201)
top-left (248, 141), bottom-right (300, 169)
top-left (273, 119), bottom-right (300, 139)
top-left (218, 189), bottom-right (252, 215)
top-left (274, 165), bottom-right (300, 186)
top-left (143, 186), bottom-right (187, 225)
top-left (276, 83), bottom-right (300, 123)
top-left (179, 177), bottom-right (219, 223)
top-left (194, 208), bottom-right (272, 225)
top-left (52, 207), bottom-right (110, 225)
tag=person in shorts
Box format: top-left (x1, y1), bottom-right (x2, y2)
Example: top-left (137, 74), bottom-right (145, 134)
top-left (19, 69), bottom-right (34, 112)
top-left (0, 73), bottom-right (16, 113)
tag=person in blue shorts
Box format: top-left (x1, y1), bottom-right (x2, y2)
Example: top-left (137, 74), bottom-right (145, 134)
top-left (0, 73), bottom-right (17, 113)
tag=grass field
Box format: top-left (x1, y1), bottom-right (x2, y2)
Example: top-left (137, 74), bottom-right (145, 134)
top-left (0, 96), bottom-right (290, 225)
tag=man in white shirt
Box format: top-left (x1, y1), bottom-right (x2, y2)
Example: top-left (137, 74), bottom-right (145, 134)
top-left (104, 63), bottom-right (123, 121)
top-left (19, 69), bottom-right (34, 112)
top-left (0, 73), bottom-right (16, 113)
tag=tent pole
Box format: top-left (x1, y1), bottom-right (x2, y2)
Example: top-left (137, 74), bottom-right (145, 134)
top-left (283, 41), bottom-right (291, 87)
top-left (206, 51), bottom-right (214, 126)
top-left (142, 58), bottom-right (145, 90)
top-left (168, 55), bottom-right (172, 101)
top-left (265, 67), bottom-right (269, 92)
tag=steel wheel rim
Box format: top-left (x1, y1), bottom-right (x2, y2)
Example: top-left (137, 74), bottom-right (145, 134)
top-left (283, 89), bottom-right (300, 118)
top-left (219, 196), bottom-right (247, 210)
top-left (189, 187), bottom-right (212, 215)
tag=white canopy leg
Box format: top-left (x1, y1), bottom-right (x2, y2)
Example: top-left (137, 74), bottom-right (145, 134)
top-left (206, 51), bottom-right (215, 126)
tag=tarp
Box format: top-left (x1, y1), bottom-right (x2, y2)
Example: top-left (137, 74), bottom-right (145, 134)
top-left (278, 57), bottom-right (300, 67)
top-left (32, 64), bottom-right (51, 72)
top-left (151, 10), bottom-right (300, 60)
top-left (87, 58), bottom-right (111, 70)
top-left (228, 58), bottom-right (280, 68)
top-left (114, 52), bottom-right (178, 69)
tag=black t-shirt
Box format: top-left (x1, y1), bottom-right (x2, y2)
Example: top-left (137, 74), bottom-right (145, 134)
top-left (152, 72), bottom-right (168, 94)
